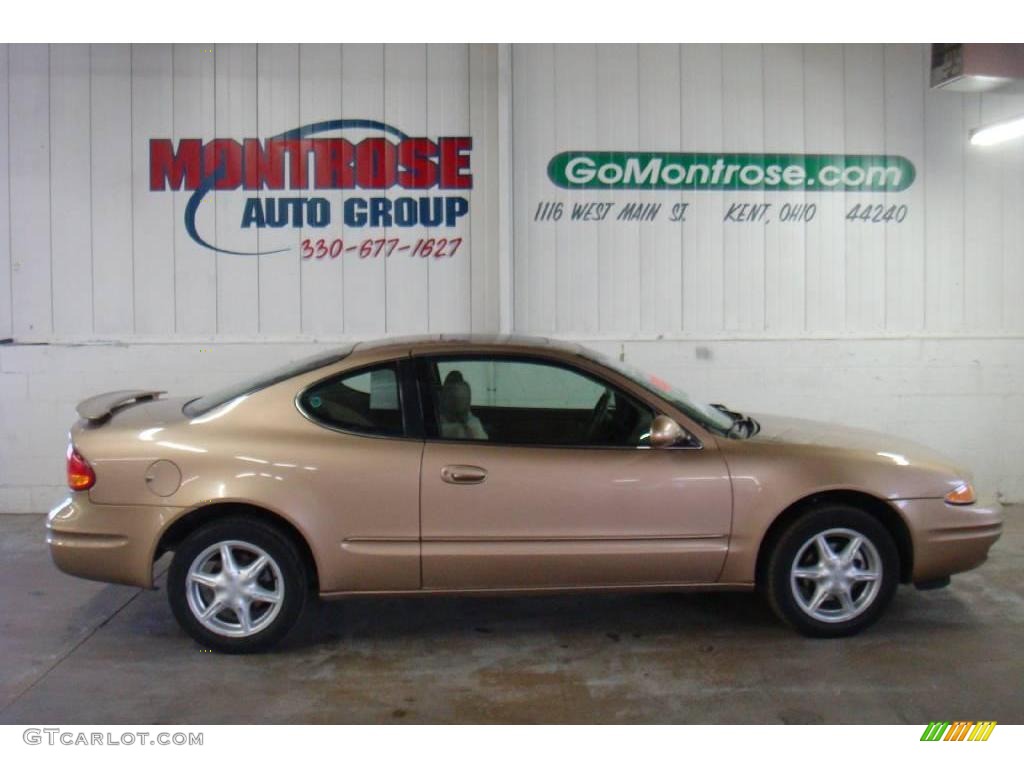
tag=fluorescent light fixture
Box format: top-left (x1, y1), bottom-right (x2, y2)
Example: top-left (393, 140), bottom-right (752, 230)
top-left (969, 114), bottom-right (1024, 146)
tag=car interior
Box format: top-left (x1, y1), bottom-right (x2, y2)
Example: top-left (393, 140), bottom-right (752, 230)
top-left (420, 359), bottom-right (653, 447)
top-left (300, 364), bottom-right (403, 436)
top-left (299, 358), bottom-right (655, 447)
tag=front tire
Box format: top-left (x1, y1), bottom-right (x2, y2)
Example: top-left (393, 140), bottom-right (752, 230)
top-left (168, 518), bottom-right (309, 653)
top-left (765, 504), bottom-right (899, 638)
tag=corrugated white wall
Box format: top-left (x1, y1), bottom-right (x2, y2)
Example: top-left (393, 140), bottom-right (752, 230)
top-left (1, 43), bottom-right (1023, 511)
top-left (0, 43), bottom-right (501, 340)
top-left (512, 43), bottom-right (1024, 338)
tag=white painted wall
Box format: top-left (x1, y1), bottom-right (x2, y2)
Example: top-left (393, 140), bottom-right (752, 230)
top-left (0, 43), bottom-right (500, 340)
top-left (1, 43), bottom-right (1023, 511)
top-left (511, 44), bottom-right (1024, 338)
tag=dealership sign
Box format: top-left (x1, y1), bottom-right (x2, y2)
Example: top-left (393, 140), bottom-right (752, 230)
top-left (548, 152), bottom-right (915, 192)
top-left (149, 119), bottom-right (472, 256)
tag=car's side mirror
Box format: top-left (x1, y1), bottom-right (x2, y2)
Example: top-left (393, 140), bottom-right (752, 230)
top-left (649, 415), bottom-right (696, 448)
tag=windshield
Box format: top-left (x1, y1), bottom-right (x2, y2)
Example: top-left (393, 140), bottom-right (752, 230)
top-left (582, 351), bottom-right (736, 435)
top-left (183, 346), bottom-right (354, 418)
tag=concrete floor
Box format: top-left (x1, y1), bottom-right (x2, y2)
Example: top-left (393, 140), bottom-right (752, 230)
top-left (0, 508), bottom-right (1021, 724)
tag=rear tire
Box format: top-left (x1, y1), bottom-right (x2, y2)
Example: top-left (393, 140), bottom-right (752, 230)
top-left (765, 504), bottom-right (899, 638)
top-left (168, 518), bottom-right (309, 653)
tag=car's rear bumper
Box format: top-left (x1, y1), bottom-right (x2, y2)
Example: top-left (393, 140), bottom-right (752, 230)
top-left (46, 495), bottom-right (176, 589)
top-left (897, 497), bottom-right (1003, 582)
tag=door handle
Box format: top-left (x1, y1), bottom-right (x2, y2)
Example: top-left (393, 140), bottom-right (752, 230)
top-left (441, 465), bottom-right (488, 484)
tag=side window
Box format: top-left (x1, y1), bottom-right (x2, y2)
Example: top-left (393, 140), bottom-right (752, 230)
top-left (299, 363), bottom-right (404, 437)
top-left (421, 357), bottom-right (653, 447)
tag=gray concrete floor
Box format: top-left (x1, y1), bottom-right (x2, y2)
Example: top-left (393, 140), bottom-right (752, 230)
top-left (0, 508), bottom-right (1021, 724)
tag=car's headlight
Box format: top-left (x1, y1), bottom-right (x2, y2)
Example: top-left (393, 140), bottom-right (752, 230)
top-left (945, 482), bottom-right (976, 505)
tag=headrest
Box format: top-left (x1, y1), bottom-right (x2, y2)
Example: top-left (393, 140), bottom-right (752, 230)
top-left (443, 370), bottom-right (465, 386)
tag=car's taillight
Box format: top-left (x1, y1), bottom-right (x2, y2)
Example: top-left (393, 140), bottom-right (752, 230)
top-left (945, 482), bottom-right (976, 506)
top-left (67, 444), bottom-right (96, 491)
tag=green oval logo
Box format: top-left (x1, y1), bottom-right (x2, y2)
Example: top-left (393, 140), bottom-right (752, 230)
top-left (547, 152), bottom-right (915, 192)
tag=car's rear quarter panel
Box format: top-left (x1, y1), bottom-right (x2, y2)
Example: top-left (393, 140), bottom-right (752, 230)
top-left (69, 348), bottom-right (424, 593)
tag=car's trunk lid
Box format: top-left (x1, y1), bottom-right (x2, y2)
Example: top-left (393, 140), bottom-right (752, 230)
top-left (73, 393), bottom-right (194, 441)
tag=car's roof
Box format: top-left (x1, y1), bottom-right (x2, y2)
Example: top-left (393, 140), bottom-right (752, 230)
top-left (351, 334), bottom-right (583, 356)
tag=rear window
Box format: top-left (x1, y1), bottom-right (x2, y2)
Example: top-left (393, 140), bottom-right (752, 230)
top-left (183, 347), bottom-right (353, 418)
top-left (298, 362), bottom-right (404, 437)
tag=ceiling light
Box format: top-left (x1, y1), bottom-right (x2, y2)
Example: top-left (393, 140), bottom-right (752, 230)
top-left (969, 114), bottom-right (1024, 146)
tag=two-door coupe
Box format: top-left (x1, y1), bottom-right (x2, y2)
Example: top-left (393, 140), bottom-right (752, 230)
top-left (48, 336), bottom-right (1002, 652)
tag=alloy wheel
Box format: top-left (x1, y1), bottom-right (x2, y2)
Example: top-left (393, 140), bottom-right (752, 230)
top-left (185, 540), bottom-right (285, 638)
top-left (789, 527), bottom-right (882, 624)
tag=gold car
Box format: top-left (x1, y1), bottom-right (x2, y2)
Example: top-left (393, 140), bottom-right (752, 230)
top-left (48, 336), bottom-right (1002, 652)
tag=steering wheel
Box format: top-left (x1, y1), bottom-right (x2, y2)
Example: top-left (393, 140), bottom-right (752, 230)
top-left (585, 389), bottom-right (614, 441)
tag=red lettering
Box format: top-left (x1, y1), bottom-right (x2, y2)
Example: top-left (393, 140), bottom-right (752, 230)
top-left (397, 138), bottom-right (438, 189)
top-left (149, 139), bottom-right (201, 190)
top-left (202, 139), bottom-right (243, 190)
top-left (439, 137), bottom-right (472, 189)
top-left (281, 140), bottom-right (313, 190)
top-left (243, 139), bottom-right (285, 190)
top-left (149, 132), bottom-right (471, 192)
top-left (244, 139), bottom-right (312, 190)
top-left (355, 138), bottom-right (397, 189)
top-left (312, 139), bottom-right (356, 189)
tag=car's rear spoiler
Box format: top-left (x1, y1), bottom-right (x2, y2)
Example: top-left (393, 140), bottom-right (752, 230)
top-left (76, 389), bottom-right (166, 423)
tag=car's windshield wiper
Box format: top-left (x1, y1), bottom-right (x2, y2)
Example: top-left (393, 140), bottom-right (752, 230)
top-left (711, 403), bottom-right (760, 438)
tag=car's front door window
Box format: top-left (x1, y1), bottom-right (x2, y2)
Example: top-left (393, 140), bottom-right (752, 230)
top-left (419, 357), bottom-right (653, 447)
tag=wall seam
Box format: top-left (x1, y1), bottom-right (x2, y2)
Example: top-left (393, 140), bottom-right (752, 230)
top-left (255, 44), bottom-right (261, 336)
top-left (466, 43), bottom-right (474, 332)
top-left (634, 43), bottom-right (642, 335)
top-left (921, 45), bottom-right (929, 332)
top-left (801, 44), bottom-right (808, 333)
top-left (88, 45), bottom-right (95, 336)
top-left (723, 46), bottom-right (732, 333)
top-left (497, 43), bottom-right (514, 333)
top-left (382, 44), bottom-right (387, 335)
top-left (171, 45), bottom-right (177, 334)
top-left (424, 44), bottom-right (430, 333)
top-left (129, 44), bottom-right (137, 335)
top-left (6, 44), bottom-right (12, 338)
top-left (551, 46), bottom-right (560, 333)
top-left (760, 43), bottom-right (767, 333)
top-left (959, 95), bottom-right (967, 330)
top-left (47, 45), bottom-right (54, 335)
top-left (677, 43), bottom-right (685, 334)
top-left (881, 44), bottom-right (888, 332)
top-left (213, 44), bottom-right (220, 335)
top-left (338, 44), bottom-right (345, 336)
top-left (840, 44), bottom-right (848, 333)
top-left (297, 44), bottom-right (304, 337)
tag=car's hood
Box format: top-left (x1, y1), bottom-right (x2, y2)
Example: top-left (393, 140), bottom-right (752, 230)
top-left (743, 412), bottom-right (970, 478)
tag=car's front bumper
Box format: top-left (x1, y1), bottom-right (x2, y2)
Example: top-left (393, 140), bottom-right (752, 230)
top-left (47, 495), bottom-right (179, 589)
top-left (896, 496), bottom-right (1003, 582)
